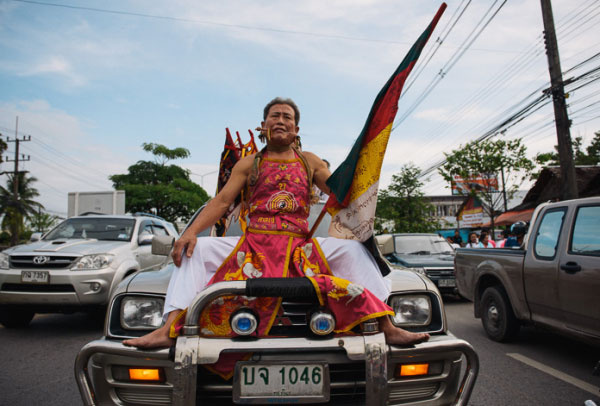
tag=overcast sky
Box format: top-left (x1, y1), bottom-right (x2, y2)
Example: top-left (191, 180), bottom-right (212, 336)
top-left (1, 0), bottom-right (599, 217)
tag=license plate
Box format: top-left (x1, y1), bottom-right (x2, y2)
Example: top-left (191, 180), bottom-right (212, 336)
top-left (21, 271), bottom-right (49, 283)
top-left (438, 279), bottom-right (456, 287)
top-left (233, 362), bottom-right (329, 404)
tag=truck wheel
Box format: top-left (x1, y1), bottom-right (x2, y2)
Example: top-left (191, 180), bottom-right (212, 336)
top-left (0, 307), bottom-right (35, 328)
top-left (480, 286), bottom-right (519, 342)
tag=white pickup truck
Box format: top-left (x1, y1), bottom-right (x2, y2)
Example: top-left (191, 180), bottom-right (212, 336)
top-left (75, 204), bottom-right (479, 405)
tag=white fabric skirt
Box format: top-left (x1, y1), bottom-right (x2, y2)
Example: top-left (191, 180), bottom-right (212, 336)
top-left (163, 236), bottom-right (392, 316)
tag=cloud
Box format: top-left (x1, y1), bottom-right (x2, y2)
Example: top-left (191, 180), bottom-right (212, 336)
top-left (0, 100), bottom-right (132, 214)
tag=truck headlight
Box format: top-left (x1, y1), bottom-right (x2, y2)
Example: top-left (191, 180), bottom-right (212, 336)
top-left (121, 296), bottom-right (164, 329)
top-left (0, 253), bottom-right (9, 269)
top-left (73, 254), bottom-right (114, 270)
top-left (388, 294), bottom-right (432, 327)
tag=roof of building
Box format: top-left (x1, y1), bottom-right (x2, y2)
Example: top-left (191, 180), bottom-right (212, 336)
top-left (511, 166), bottom-right (600, 211)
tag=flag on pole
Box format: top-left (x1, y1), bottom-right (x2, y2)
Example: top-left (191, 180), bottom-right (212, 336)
top-left (212, 128), bottom-right (258, 236)
top-left (325, 3), bottom-right (447, 241)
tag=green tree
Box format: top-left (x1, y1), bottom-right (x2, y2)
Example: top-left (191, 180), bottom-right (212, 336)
top-left (438, 138), bottom-right (534, 230)
top-left (534, 131), bottom-right (600, 176)
top-left (109, 143), bottom-right (209, 224)
top-left (375, 164), bottom-right (441, 233)
top-left (28, 209), bottom-right (60, 233)
top-left (0, 173), bottom-right (44, 245)
top-left (0, 137), bottom-right (7, 164)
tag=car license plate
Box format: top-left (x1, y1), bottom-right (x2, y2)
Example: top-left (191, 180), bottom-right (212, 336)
top-left (233, 362), bottom-right (329, 404)
top-left (438, 279), bottom-right (456, 287)
top-left (21, 270), bottom-right (49, 283)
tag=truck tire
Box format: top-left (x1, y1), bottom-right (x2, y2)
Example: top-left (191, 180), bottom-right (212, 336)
top-left (0, 306), bottom-right (35, 328)
top-left (480, 286), bottom-right (519, 342)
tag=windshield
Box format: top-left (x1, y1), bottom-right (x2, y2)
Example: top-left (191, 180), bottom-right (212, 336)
top-left (44, 218), bottom-right (136, 241)
top-left (393, 235), bottom-right (454, 255)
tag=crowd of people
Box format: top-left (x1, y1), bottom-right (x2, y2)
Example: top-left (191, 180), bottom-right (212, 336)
top-left (445, 221), bottom-right (528, 249)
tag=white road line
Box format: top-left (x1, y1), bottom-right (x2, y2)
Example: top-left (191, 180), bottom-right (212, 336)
top-left (507, 353), bottom-right (599, 396)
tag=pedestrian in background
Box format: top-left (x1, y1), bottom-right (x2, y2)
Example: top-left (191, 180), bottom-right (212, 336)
top-left (465, 232), bottom-right (480, 248)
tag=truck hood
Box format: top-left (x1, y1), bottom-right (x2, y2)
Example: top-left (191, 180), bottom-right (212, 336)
top-left (386, 267), bottom-right (431, 292)
top-left (119, 264), bottom-right (431, 297)
top-left (392, 254), bottom-right (454, 268)
top-left (124, 263), bottom-right (175, 296)
top-left (4, 239), bottom-right (128, 255)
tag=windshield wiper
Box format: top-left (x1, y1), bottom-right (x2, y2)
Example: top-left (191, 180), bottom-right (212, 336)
top-left (408, 250), bottom-right (431, 255)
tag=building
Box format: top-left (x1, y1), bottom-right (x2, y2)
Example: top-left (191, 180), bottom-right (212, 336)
top-left (426, 190), bottom-right (528, 229)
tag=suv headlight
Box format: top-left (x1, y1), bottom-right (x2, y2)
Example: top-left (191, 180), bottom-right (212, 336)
top-left (0, 253), bottom-right (9, 269)
top-left (388, 294), bottom-right (432, 327)
top-left (121, 296), bottom-right (164, 330)
top-left (73, 254), bottom-right (114, 270)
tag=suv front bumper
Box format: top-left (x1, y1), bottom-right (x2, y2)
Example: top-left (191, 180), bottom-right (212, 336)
top-left (0, 267), bottom-right (116, 308)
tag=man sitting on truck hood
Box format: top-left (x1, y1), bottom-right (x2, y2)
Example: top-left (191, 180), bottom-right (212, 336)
top-left (124, 97), bottom-right (429, 355)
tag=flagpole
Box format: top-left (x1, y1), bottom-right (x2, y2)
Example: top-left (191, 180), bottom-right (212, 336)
top-left (305, 205), bottom-right (328, 241)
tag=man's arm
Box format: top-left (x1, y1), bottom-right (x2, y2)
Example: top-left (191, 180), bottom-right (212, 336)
top-left (171, 154), bottom-right (254, 266)
top-left (303, 151), bottom-right (331, 195)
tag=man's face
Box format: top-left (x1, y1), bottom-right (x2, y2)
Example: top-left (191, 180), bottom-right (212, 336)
top-left (261, 104), bottom-right (299, 146)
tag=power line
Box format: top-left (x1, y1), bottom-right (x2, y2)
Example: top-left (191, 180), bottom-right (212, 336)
top-left (392, 0), bottom-right (508, 129)
top-left (9, 0), bottom-right (526, 53)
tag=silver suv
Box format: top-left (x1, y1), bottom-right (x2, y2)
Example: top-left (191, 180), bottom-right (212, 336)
top-left (0, 213), bottom-right (179, 327)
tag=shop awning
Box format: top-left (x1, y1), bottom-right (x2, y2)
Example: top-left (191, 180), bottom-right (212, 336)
top-left (482, 208), bottom-right (535, 227)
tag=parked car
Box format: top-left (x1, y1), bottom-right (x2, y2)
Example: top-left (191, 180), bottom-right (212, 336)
top-left (0, 213), bottom-right (178, 327)
top-left (455, 197), bottom-right (600, 344)
top-left (75, 203), bottom-right (478, 405)
top-left (376, 233), bottom-right (457, 294)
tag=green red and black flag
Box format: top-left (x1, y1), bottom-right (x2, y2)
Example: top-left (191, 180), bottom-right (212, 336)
top-left (324, 3), bottom-right (447, 242)
top-left (213, 128), bottom-right (258, 236)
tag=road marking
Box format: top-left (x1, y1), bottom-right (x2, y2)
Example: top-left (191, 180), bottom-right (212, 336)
top-left (507, 353), bottom-right (599, 396)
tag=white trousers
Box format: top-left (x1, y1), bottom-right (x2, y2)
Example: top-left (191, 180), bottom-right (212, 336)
top-left (163, 237), bottom-right (391, 316)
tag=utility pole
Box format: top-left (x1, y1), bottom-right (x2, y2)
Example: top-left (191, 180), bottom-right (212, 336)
top-left (540, 0), bottom-right (578, 200)
top-left (5, 117), bottom-right (31, 246)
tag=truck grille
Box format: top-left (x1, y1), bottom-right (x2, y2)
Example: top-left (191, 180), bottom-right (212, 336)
top-left (9, 255), bottom-right (79, 269)
top-left (196, 355), bottom-right (366, 405)
top-left (269, 301), bottom-right (312, 336)
top-left (424, 268), bottom-right (454, 277)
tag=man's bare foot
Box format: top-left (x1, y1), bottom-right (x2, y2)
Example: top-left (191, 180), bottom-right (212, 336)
top-left (123, 326), bottom-right (174, 348)
top-left (123, 310), bottom-right (181, 348)
top-left (379, 316), bottom-right (430, 345)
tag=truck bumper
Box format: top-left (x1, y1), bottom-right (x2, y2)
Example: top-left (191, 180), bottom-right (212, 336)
top-left (75, 333), bottom-right (478, 406)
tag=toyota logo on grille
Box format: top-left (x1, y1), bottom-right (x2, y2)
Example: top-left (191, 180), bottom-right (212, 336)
top-left (33, 256), bottom-right (50, 265)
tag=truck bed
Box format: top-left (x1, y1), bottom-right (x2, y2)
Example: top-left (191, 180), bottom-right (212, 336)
top-left (455, 247), bottom-right (526, 302)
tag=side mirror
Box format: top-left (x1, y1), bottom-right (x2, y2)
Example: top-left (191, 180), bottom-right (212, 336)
top-left (375, 235), bottom-right (394, 255)
top-left (30, 232), bottom-right (42, 242)
top-left (152, 235), bottom-right (175, 256)
top-left (138, 234), bottom-right (154, 246)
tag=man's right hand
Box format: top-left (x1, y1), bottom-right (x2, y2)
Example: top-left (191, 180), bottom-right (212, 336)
top-left (171, 232), bottom-right (197, 267)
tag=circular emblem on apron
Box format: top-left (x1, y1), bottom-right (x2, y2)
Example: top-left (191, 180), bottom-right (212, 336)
top-left (266, 190), bottom-right (298, 213)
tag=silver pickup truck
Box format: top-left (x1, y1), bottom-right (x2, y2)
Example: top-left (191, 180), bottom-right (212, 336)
top-left (455, 197), bottom-right (600, 344)
top-left (75, 204), bottom-right (478, 405)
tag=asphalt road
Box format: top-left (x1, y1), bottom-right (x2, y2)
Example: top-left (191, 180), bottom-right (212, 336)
top-left (0, 301), bottom-right (598, 405)
top-left (444, 296), bottom-right (600, 406)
